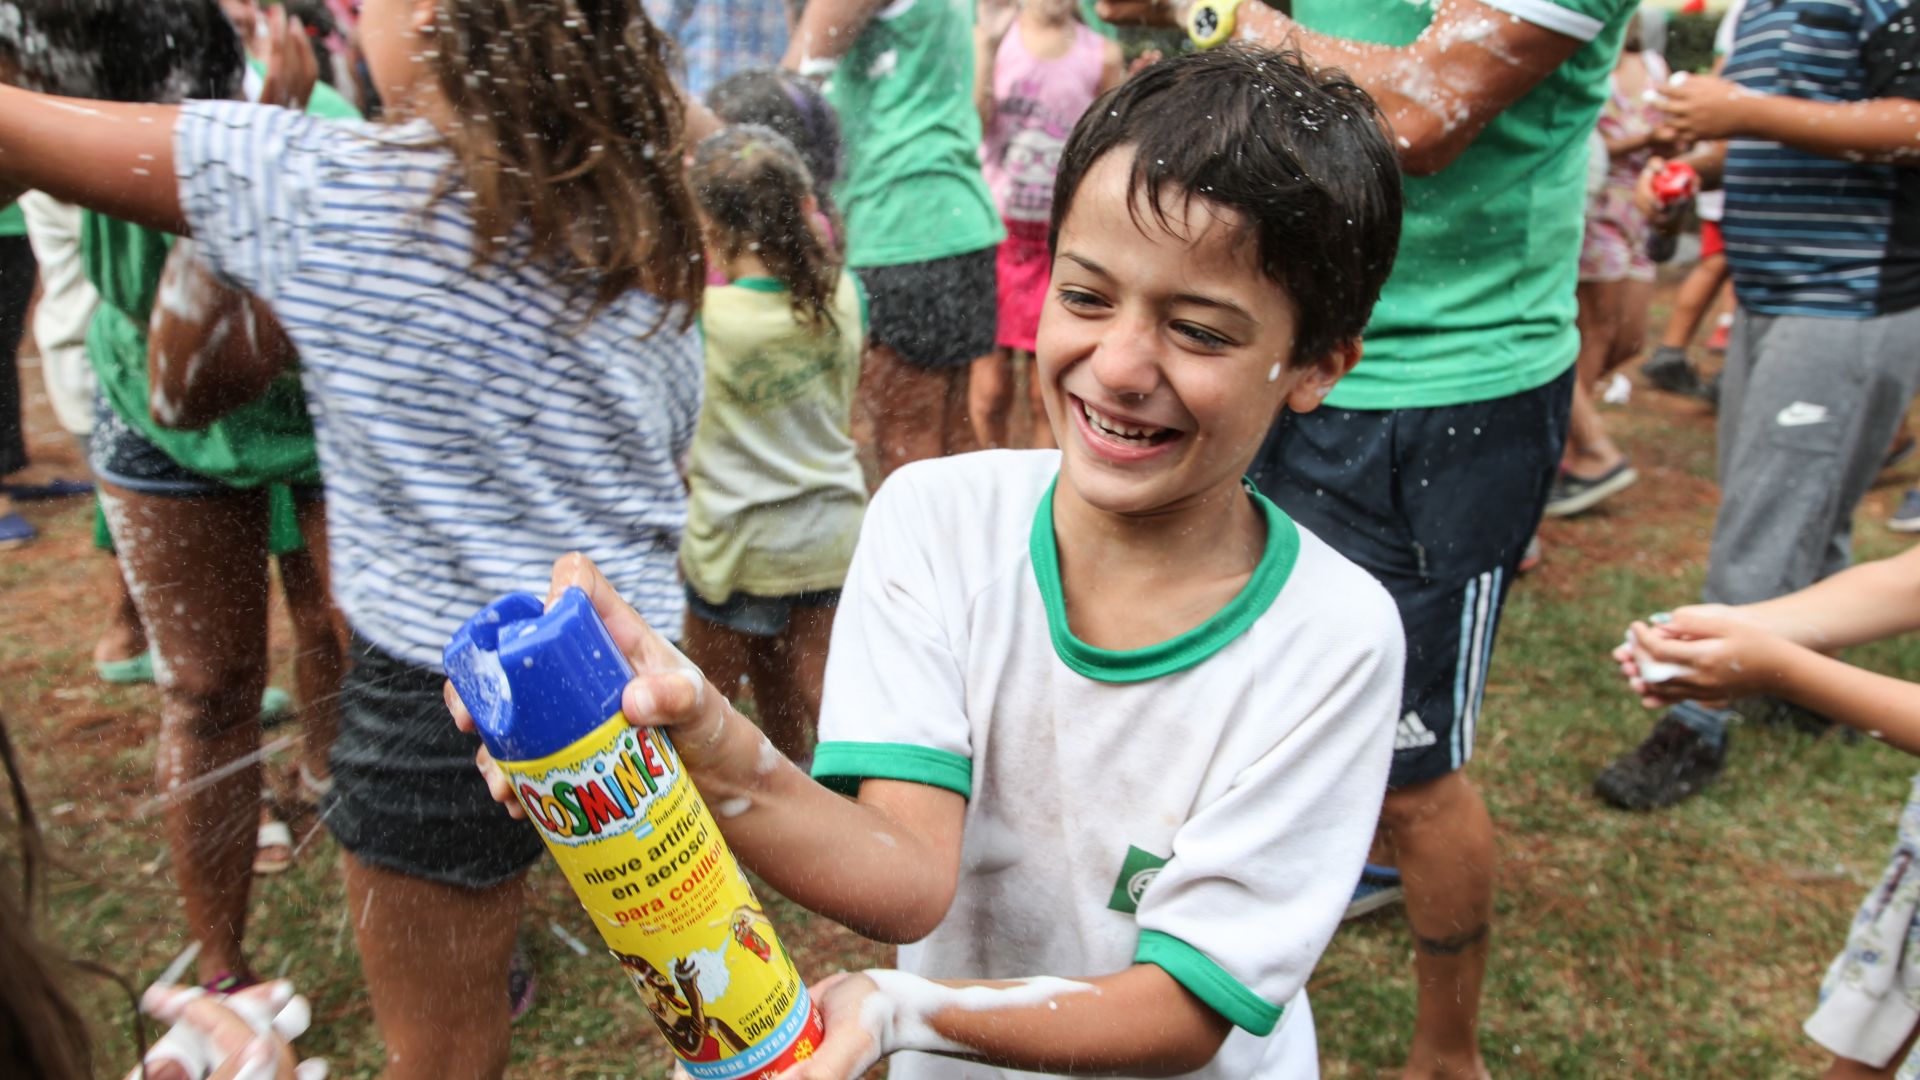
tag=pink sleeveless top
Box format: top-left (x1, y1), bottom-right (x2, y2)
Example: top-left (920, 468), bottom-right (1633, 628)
top-left (981, 22), bottom-right (1105, 228)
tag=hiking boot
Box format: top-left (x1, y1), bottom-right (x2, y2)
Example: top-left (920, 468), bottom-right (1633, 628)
top-left (1594, 710), bottom-right (1727, 810)
top-left (1545, 460), bottom-right (1638, 518)
top-left (1641, 347), bottom-right (1703, 396)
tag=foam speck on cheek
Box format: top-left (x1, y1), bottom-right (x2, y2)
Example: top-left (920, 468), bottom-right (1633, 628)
top-left (1267, 362), bottom-right (1281, 383)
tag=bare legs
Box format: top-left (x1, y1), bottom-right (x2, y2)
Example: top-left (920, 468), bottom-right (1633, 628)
top-left (1562, 278), bottom-right (1653, 480)
top-left (682, 604), bottom-right (837, 763)
top-left (345, 854), bottom-right (523, 1080)
top-left (93, 555), bottom-right (149, 667)
top-left (277, 495), bottom-right (343, 788)
top-left (861, 342), bottom-right (974, 480)
top-left (102, 481), bottom-right (271, 983)
top-left (1381, 769), bottom-right (1496, 1080)
top-left (1658, 252), bottom-right (1730, 352)
top-left (968, 349), bottom-right (1054, 451)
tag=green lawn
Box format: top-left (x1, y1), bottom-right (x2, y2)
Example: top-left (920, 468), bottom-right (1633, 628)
top-left (7, 368), bottom-right (1920, 1078)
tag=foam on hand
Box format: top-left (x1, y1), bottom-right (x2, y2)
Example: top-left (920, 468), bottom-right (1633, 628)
top-left (1624, 626), bottom-right (1696, 685)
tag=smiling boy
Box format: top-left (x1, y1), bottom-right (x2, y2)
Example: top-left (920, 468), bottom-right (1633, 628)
top-left (458, 48), bottom-right (1405, 1078)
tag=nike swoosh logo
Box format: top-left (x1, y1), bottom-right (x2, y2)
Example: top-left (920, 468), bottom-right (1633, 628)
top-left (1776, 402), bottom-right (1832, 427)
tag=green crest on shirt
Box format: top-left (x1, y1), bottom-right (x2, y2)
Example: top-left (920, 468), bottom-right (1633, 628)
top-left (1107, 845), bottom-right (1170, 915)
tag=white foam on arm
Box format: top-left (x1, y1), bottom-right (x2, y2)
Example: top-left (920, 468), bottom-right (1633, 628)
top-left (860, 971), bottom-right (1100, 1061)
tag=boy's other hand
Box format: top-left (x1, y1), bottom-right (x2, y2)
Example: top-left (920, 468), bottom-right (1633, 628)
top-left (778, 973), bottom-right (885, 1080)
top-left (1654, 73), bottom-right (1754, 143)
top-left (1094, 0), bottom-right (1184, 28)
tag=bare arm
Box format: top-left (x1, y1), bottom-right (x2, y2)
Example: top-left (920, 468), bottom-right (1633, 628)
top-left (452, 555), bottom-right (967, 944)
top-left (0, 85), bottom-right (185, 234)
top-left (786, 965), bottom-right (1232, 1080)
top-left (1659, 75), bottom-right (1920, 164)
top-left (1095, 0), bottom-right (1590, 176)
top-left (1694, 544), bottom-right (1920, 652)
top-left (781, 0), bottom-right (895, 75)
top-left (147, 242), bottom-right (298, 430)
top-left (1099, 38), bottom-right (1127, 94)
top-left (1624, 613), bottom-right (1920, 756)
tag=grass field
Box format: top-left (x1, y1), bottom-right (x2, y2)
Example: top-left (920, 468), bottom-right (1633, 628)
top-left (6, 325), bottom-right (1920, 1078)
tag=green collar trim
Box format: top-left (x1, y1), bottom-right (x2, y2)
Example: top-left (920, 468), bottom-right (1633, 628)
top-left (1029, 477), bottom-right (1299, 684)
top-left (728, 276), bottom-right (787, 293)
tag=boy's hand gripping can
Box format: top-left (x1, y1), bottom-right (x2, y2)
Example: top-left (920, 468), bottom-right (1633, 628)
top-left (446, 589), bottom-right (825, 1078)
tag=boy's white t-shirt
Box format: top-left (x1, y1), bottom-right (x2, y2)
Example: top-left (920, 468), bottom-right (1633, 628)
top-left (812, 451), bottom-right (1404, 1079)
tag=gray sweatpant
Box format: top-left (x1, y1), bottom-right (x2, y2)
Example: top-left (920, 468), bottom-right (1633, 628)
top-left (1704, 306), bottom-right (1920, 605)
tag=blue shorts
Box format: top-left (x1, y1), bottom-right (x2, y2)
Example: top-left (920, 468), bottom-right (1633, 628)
top-left (1250, 368), bottom-right (1573, 788)
top-left (685, 585), bottom-right (841, 638)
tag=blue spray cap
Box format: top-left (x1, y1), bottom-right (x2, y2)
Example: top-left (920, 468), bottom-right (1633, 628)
top-left (443, 588), bottom-right (637, 763)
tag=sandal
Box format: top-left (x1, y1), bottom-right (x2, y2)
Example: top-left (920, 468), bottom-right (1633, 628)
top-left (97, 650), bottom-right (157, 685)
top-left (0, 511), bottom-right (35, 550)
top-left (255, 810), bottom-right (294, 875)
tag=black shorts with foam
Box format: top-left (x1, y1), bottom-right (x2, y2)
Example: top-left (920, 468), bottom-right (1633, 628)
top-left (1249, 368), bottom-right (1573, 788)
top-left (325, 634), bottom-right (544, 889)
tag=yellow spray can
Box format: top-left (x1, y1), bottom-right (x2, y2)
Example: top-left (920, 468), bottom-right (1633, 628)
top-left (446, 589), bottom-right (823, 1078)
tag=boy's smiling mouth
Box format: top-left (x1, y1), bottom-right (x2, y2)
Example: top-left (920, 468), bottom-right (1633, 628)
top-left (1071, 395), bottom-right (1184, 460)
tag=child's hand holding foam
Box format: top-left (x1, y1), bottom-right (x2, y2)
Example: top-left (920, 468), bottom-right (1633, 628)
top-left (132, 981), bottom-right (324, 1080)
top-left (1615, 607), bottom-right (1801, 708)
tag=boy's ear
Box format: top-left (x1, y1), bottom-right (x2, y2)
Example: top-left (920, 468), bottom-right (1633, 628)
top-left (1280, 339), bottom-right (1362, 416)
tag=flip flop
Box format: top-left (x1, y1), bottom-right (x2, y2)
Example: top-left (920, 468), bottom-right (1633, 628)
top-left (7, 477), bottom-right (94, 501)
top-left (0, 512), bottom-right (34, 550)
top-left (97, 650), bottom-right (157, 685)
top-left (255, 813), bottom-right (294, 875)
top-left (259, 687), bottom-right (297, 729)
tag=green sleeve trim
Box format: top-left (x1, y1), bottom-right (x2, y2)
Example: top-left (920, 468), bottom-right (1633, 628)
top-left (729, 276), bottom-right (788, 293)
top-left (811, 741), bottom-right (972, 799)
top-left (1029, 477), bottom-right (1299, 683)
top-left (1135, 930), bottom-right (1282, 1036)
top-left (852, 273), bottom-right (871, 335)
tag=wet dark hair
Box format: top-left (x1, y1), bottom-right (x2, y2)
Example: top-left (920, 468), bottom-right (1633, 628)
top-left (1051, 46), bottom-right (1403, 367)
top-left (707, 68), bottom-right (843, 193)
top-left (0, 0), bottom-right (244, 102)
top-left (692, 126), bottom-right (842, 331)
top-left (424, 0), bottom-right (704, 326)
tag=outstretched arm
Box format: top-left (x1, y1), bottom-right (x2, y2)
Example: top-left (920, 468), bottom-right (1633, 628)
top-left (1094, 0), bottom-right (1592, 175)
top-left (0, 86), bottom-right (184, 233)
top-left (1657, 76), bottom-right (1920, 164)
top-left (781, 0), bottom-right (895, 76)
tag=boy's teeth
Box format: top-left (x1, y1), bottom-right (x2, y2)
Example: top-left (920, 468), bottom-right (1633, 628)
top-left (1083, 401), bottom-right (1160, 440)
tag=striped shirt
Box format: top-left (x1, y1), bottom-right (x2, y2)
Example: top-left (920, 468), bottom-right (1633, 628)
top-left (643, 0), bottom-right (789, 100)
top-left (174, 101), bottom-right (703, 669)
top-left (1721, 0), bottom-right (1920, 316)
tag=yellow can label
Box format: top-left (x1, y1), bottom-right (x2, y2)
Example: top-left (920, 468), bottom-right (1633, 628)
top-left (503, 717), bottom-right (818, 1078)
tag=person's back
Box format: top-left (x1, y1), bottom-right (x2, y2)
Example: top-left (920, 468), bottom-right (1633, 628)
top-left (981, 17), bottom-right (1107, 226)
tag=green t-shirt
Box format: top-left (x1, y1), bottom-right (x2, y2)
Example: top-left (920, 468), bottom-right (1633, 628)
top-left (0, 203), bottom-right (24, 238)
top-left (825, 0), bottom-right (1004, 267)
top-left (82, 82), bottom-right (361, 488)
top-left (1302, 0), bottom-right (1636, 410)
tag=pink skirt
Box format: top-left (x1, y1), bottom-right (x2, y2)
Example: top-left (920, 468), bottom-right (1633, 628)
top-left (995, 218), bottom-right (1051, 353)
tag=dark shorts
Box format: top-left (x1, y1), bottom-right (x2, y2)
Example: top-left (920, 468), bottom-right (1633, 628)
top-left (685, 585), bottom-right (841, 638)
top-left (89, 396), bottom-right (319, 556)
top-left (325, 634), bottom-right (544, 890)
top-left (89, 395), bottom-right (223, 496)
top-left (855, 247), bottom-right (997, 369)
top-left (1250, 368), bottom-right (1574, 788)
